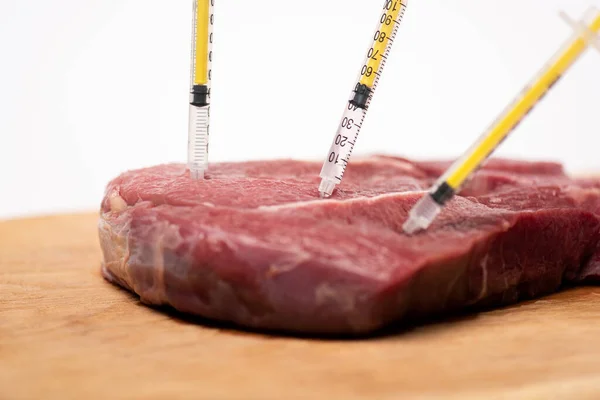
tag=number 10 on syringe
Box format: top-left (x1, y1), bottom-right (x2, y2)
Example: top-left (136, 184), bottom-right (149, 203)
top-left (319, 0), bottom-right (407, 197)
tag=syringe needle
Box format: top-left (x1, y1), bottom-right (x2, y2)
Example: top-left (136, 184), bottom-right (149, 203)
top-left (403, 7), bottom-right (600, 235)
top-left (187, 0), bottom-right (214, 180)
top-left (318, 0), bottom-right (408, 198)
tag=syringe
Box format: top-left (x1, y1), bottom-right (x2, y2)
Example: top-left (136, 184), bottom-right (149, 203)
top-left (318, 0), bottom-right (408, 198)
top-left (403, 7), bottom-right (600, 235)
top-left (187, 0), bottom-right (214, 180)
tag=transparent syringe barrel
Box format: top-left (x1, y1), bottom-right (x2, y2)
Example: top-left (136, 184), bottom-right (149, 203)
top-left (319, 0), bottom-right (408, 196)
top-left (188, 105), bottom-right (210, 179)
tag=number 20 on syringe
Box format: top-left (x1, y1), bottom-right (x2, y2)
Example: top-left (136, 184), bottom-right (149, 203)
top-left (319, 0), bottom-right (408, 198)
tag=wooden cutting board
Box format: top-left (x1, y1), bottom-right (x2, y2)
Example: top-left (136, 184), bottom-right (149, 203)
top-left (1, 213), bottom-right (600, 400)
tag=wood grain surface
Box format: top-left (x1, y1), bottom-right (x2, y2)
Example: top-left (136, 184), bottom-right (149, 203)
top-left (1, 213), bottom-right (600, 400)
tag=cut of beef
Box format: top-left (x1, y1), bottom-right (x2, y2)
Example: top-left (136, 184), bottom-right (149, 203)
top-left (98, 155), bottom-right (600, 335)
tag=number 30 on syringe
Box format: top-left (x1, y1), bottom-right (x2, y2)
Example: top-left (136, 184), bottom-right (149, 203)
top-left (329, 114), bottom-right (354, 163)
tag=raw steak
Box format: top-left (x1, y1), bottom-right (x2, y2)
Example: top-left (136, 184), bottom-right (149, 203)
top-left (98, 155), bottom-right (600, 335)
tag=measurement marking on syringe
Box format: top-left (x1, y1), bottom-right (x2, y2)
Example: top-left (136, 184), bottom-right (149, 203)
top-left (318, 0), bottom-right (408, 198)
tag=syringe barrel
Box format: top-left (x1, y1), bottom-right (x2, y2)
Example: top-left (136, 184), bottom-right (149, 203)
top-left (319, 0), bottom-right (408, 195)
top-left (189, 0), bottom-right (214, 90)
top-left (188, 104), bottom-right (210, 178)
top-left (353, 0), bottom-right (408, 103)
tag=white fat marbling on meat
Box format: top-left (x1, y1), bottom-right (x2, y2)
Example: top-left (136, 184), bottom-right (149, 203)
top-left (477, 253), bottom-right (489, 300)
top-left (257, 191), bottom-right (426, 212)
top-left (232, 231), bottom-right (392, 281)
top-left (143, 222), bottom-right (184, 305)
top-left (266, 253), bottom-right (313, 278)
top-left (152, 232), bottom-right (167, 302)
top-left (109, 191), bottom-right (128, 213)
top-left (315, 283), bottom-right (356, 312)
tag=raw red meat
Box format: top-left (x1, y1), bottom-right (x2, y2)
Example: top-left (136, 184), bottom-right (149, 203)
top-left (98, 155), bottom-right (600, 335)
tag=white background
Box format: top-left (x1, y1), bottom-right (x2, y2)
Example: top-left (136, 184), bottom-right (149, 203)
top-left (1, 0), bottom-right (599, 219)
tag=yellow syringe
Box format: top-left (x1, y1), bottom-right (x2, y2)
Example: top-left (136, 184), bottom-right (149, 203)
top-left (188, 0), bottom-right (214, 180)
top-left (403, 7), bottom-right (600, 235)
